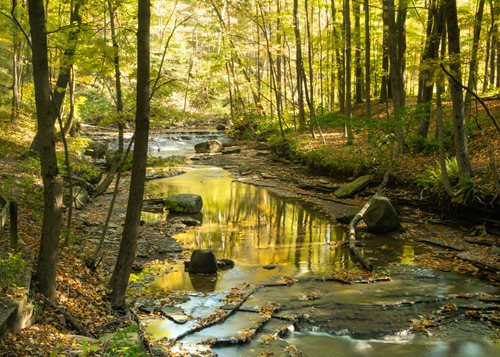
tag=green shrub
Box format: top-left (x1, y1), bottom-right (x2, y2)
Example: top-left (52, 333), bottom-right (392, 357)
top-left (416, 157), bottom-right (459, 196)
top-left (0, 252), bottom-right (26, 289)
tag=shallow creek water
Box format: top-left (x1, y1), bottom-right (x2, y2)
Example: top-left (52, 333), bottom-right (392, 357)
top-left (138, 136), bottom-right (499, 356)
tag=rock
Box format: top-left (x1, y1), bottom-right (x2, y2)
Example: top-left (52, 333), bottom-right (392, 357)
top-left (334, 175), bottom-right (372, 198)
top-left (263, 264), bottom-right (277, 270)
top-left (170, 216), bottom-right (202, 227)
top-left (216, 124), bottom-right (226, 131)
top-left (194, 139), bottom-right (224, 153)
top-left (217, 258), bottom-right (235, 269)
top-left (336, 207), bottom-right (360, 224)
top-left (64, 186), bottom-right (89, 209)
top-left (362, 195), bottom-right (401, 233)
top-left (84, 140), bottom-right (108, 159)
top-left (164, 194), bottom-right (203, 214)
top-left (188, 249), bottom-right (218, 274)
top-left (159, 307), bottom-right (190, 324)
top-left (222, 148), bottom-right (241, 155)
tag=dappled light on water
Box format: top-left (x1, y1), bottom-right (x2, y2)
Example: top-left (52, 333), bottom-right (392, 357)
top-left (145, 166), bottom-right (415, 291)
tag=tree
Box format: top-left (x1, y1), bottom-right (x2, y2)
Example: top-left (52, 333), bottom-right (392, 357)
top-left (30, 0), bottom-right (84, 152)
top-left (386, 0), bottom-right (407, 154)
top-left (27, 0), bottom-right (63, 301)
top-left (344, 0), bottom-right (354, 144)
top-left (444, 0), bottom-right (472, 185)
top-left (293, 0), bottom-right (306, 129)
top-left (108, 0), bottom-right (150, 309)
top-left (464, 0), bottom-right (486, 115)
top-left (415, 0), bottom-right (444, 153)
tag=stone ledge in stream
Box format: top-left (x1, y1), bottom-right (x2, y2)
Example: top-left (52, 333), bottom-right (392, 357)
top-left (144, 194), bottom-right (203, 214)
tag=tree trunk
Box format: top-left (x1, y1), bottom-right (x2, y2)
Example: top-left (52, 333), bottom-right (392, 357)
top-left (30, 0), bottom-right (84, 152)
top-left (93, 0), bottom-right (125, 198)
top-left (364, 0), bottom-right (371, 120)
top-left (387, 0), bottom-right (407, 154)
top-left (344, 0), bottom-right (354, 145)
top-left (293, 0), bottom-right (306, 129)
top-left (415, 1), bottom-right (444, 152)
top-left (109, 0), bottom-right (150, 309)
top-left (464, 0), bottom-right (486, 115)
top-left (445, 0), bottom-right (472, 183)
top-left (11, 21), bottom-right (21, 121)
top-left (490, 0), bottom-right (497, 88)
top-left (28, 0), bottom-right (63, 302)
top-left (379, 3), bottom-right (391, 103)
top-left (305, 0), bottom-right (316, 126)
top-left (353, 0), bottom-right (363, 103)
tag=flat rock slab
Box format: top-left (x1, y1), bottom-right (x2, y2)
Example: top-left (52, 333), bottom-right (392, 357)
top-left (335, 175), bottom-right (372, 198)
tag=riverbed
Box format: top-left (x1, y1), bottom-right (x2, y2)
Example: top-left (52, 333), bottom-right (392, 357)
top-left (133, 131), bottom-right (499, 356)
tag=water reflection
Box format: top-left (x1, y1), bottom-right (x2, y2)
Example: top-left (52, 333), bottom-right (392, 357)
top-left (145, 167), bottom-right (417, 291)
top-left (146, 167), bottom-right (351, 274)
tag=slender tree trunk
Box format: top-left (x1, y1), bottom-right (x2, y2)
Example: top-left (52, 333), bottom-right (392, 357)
top-left (445, 0), bottom-right (472, 183)
top-left (387, 0), bottom-right (407, 154)
top-left (30, 0), bottom-right (84, 152)
top-left (415, 1), bottom-right (444, 152)
top-left (344, 0), bottom-right (354, 144)
top-left (490, 0), bottom-right (497, 87)
top-left (93, 0), bottom-right (125, 198)
top-left (464, 0), bottom-right (486, 114)
top-left (364, 0), bottom-right (371, 120)
top-left (28, 0), bottom-right (63, 302)
top-left (483, 26), bottom-right (491, 93)
top-left (379, 3), bottom-right (391, 103)
top-left (353, 0), bottom-right (363, 103)
top-left (11, 23), bottom-right (21, 121)
top-left (305, 0), bottom-right (316, 125)
top-left (496, 0), bottom-right (500, 88)
top-left (293, 0), bottom-right (306, 128)
top-left (109, 0), bottom-right (150, 309)
top-left (331, 0), bottom-right (344, 112)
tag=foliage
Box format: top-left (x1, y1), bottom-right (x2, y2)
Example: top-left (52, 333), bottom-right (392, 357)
top-left (0, 252), bottom-right (26, 289)
top-left (416, 157), bottom-right (459, 196)
top-left (100, 324), bottom-right (146, 357)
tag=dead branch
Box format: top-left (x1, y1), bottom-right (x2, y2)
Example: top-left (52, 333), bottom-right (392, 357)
top-left (440, 64), bottom-right (500, 134)
top-left (173, 286), bottom-right (256, 343)
top-left (51, 304), bottom-right (94, 338)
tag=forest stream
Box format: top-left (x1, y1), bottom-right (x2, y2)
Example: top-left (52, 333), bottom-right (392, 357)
top-left (123, 131), bottom-right (499, 356)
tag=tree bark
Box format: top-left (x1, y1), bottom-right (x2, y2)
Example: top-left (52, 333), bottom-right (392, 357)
top-left (386, 0), bottom-right (407, 154)
top-left (464, 0), bottom-right (486, 115)
top-left (445, 0), bottom-right (472, 183)
top-left (344, 0), bottom-right (354, 144)
top-left (364, 0), bottom-right (371, 120)
top-left (30, 0), bottom-right (84, 151)
top-left (353, 0), bottom-right (363, 103)
top-left (28, 0), bottom-right (63, 302)
top-left (293, 0), bottom-right (306, 129)
top-left (109, 0), bottom-right (150, 309)
top-left (415, 1), bottom-right (444, 152)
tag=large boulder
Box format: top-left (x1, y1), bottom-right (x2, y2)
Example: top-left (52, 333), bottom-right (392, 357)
top-left (164, 193), bottom-right (203, 214)
top-left (194, 139), bottom-right (224, 153)
top-left (362, 195), bottom-right (401, 233)
top-left (84, 140), bottom-right (108, 159)
top-left (335, 175), bottom-right (372, 199)
top-left (188, 249), bottom-right (218, 274)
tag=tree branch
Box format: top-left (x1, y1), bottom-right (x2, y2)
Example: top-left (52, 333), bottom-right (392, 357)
top-left (440, 63), bottom-right (500, 134)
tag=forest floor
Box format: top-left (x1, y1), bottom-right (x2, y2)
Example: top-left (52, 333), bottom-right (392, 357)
top-left (0, 120), bottom-right (499, 355)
